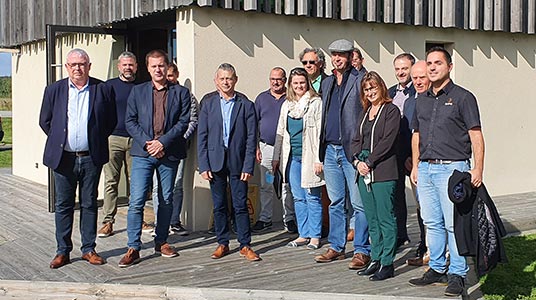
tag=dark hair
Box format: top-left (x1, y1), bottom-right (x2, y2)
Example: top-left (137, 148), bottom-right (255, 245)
top-left (271, 66), bottom-right (286, 79)
top-left (393, 53), bottom-right (415, 65)
top-left (286, 67), bottom-right (318, 101)
top-left (168, 63), bottom-right (179, 76)
top-left (426, 46), bottom-right (452, 64)
top-left (353, 48), bottom-right (363, 59)
top-left (360, 71), bottom-right (392, 111)
top-left (145, 49), bottom-right (169, 66)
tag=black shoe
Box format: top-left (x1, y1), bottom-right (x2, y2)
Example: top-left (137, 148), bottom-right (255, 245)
top-left (409, 268), bottom-right (448, 286)
top-left (358, 260), bottom-right (379, 276)
top-left (284, 220), bottom-right (298, 233)
top-left (170, 223), bottom-right (189, 236)
top-left (252, 220), bottom-right (272, 233)
top-left (396, 237), bottom-right (411, 249)
top-left (415, 241), bottom-right (427, 257)
top-left (444, 274), bottom-right (465, 297)
top-left (369, 264), bottom-right (394, 281)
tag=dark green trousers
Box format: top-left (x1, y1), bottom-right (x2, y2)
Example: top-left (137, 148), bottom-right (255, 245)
top-left (357, 177), bottom-right (397, 265)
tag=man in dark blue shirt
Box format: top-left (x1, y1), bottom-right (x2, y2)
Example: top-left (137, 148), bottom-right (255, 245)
top-left (315, 39), bottom-right (370, 271)
top-left (252, 67), bottom-right (297, 233)
top-left (98, 51), bottom-right (139, 238)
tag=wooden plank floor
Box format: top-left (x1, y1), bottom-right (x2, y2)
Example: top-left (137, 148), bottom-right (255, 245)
top-left (1, 169), bottom-right (533, 299)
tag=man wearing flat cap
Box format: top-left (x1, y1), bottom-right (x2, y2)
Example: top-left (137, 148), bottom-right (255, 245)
top-left (314, 39), bottom-right (371, 270)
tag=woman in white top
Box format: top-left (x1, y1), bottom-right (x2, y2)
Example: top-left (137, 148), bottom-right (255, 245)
top-left (273, 67), bottom-right (325, 249)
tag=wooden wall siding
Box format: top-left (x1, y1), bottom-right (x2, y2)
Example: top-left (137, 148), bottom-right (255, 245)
top-left (1, 0), bottom-right (535, 47)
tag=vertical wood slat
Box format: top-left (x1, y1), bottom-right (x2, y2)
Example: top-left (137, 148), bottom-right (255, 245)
top-left (442, 0), bottom-right (454, 27)
top-left (510, 0), bottom-right (522, 32)
top-left (415, 0), bottom-right (424, 25)
top-left (483, 0), bottom-right (493, 30)
top-left (469, 0), bottom-right (479, 29)
top-left (395, 0), bottom-right (404, 23)
top-left (384, 0), bottom-right (393, 23)
top-left (325, 0), bottom-right (333, 18)
top-left (274, 0), bottom-right (282, 14)
top-left (493, 0), bottom-right (504, 31)
top-left (367, 0), bottom-right (376, 22)
top-left (27, 1), bottom-right (35, 41)
top-left (427, 0), bottom-right (434, 26)
top-left (297, 0), bottom-right (309, 16)
top-left (529, 0), bottom-right (535, 34)
top-left (340, 0), bottom-right (353, 20)
top-left (284, 0), bottom-right (294, 14)
top-left (244, 0), bottom-right (256, 11)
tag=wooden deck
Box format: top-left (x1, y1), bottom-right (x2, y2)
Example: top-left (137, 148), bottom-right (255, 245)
top-left (1, 169), bottom-right (534, 299)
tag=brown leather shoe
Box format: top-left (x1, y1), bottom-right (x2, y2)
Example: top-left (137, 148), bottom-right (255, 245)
top-left (49, 254), bottom-right (70, 269)
top-left (155, 242), bottom-right (179, 258)
top-left (82, 251), bottom-right (106, 265)
top-left (97, 222), bottom-right (114, 238)
top-left (407, 256), bottom-right (424, 266)
top-left (239, 246), bottom-right (261, 261)
top-left (348, 253), bottom-right (371, 270)
top-left (211, 244), bottom-right (230, 259)
top-left (347, 229), bottom-right (355, 241)
top-left (118, 248), bottom-right (141, 268)
top-left (314, 248), bottom-right (345, 263)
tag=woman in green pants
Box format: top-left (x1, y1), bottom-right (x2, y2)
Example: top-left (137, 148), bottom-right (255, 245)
top-left (351, 71), bottom-right (400, 281)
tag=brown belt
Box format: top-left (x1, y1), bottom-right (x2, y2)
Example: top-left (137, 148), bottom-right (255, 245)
top-left (64, 151), bottom-right (90, 157)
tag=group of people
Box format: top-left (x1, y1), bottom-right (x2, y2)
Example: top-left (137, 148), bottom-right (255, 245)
top-left (39, 36), bottom-right (485, 297)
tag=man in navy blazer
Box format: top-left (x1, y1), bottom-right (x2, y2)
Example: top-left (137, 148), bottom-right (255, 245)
top-left (388, 53), bottom-right (417, 249)
top-left (315, 39), bottom-right (371, 269)
top-left (118, 50), bottom-right (191, 268)
top-left (197, 63), bottom-right (260, 261)
top-left (39, 48), bottom-right (117, 269)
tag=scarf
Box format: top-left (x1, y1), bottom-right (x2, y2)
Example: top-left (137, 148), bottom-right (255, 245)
top-left (287, 92), bottom-right (312, 119)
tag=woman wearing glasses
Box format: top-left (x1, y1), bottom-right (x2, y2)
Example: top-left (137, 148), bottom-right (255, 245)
top-left (273, 68), bottom-right (324, 250)
top-left (351, 71), bottom-right (400, 281)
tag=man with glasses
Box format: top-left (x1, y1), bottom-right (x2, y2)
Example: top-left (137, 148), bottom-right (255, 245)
top-left (252, 67), bottom-right (296, 234)
top-left (299, 48), bottom-right (328, 94)
top-left (40, 48), bottom-right (117, 268)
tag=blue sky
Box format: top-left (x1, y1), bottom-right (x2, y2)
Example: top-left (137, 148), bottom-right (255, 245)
top-left (0, 53), bottom-right (12, 76)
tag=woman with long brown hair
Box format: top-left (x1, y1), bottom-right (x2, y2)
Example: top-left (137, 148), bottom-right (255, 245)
top-left (273, 67), bottom-right (324, 249)
top-left (351, 71), bottom-right (400, 280)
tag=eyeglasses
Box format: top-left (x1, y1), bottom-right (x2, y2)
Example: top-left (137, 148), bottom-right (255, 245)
top-left (363, 86), bottom-right (378, 93)
top-left (66, 62), bottom-right (88, 69)
top-left (301, 60), bottom-right (317, 65)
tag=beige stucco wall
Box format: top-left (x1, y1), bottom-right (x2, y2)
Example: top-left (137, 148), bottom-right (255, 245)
top-left (12, 34), bottom-right (125, 191)
top-left (11, 7), bottom-right (535, 230)
top-left (176, 6), bottom-right (535, 231)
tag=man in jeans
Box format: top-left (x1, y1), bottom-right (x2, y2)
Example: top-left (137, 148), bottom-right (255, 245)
top-left (252, 67), bottom-right (296, 233)
top-left (314, 39), bottom-right (370, 270)
top-left (118, 50), bottom-right (191, 267)
top-left (151, 63), bottom-right (199, 236)
top-left (409, 47), bottom-right (485, 297)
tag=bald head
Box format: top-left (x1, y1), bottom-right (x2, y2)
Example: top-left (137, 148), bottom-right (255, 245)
top-left (411, 60), bottom-right (430, 94)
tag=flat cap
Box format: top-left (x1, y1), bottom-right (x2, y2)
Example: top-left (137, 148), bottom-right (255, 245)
top-left (328, 39), bottom-right (354, 53)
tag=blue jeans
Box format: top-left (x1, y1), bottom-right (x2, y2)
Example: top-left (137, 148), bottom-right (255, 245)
top-left (288, 157), bottom-right (322, 239)
top-left (323, 144), bottom-right (370, 254)
top-left (418, 161), bottom-right (470, 276)
top-left (53, 154), bottom-right (102, 255)
top-left (153, 158), bottom-right (185, 226)
top-left (127, 156), bottom-right (178, 250)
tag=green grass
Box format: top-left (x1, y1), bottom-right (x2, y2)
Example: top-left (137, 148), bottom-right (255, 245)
top-left (480, 234), bottom-right (536, 300)
top-left (0, 117), bottom-right (12, 168)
